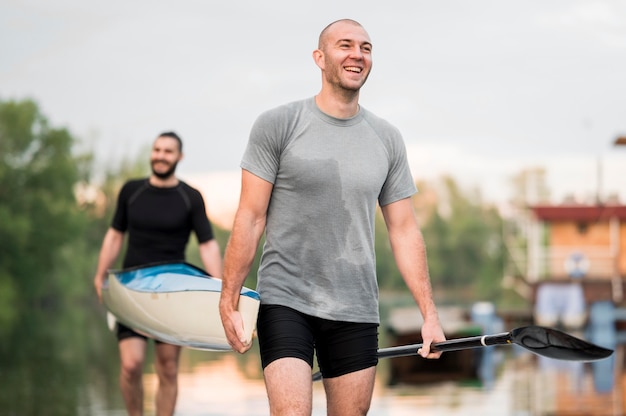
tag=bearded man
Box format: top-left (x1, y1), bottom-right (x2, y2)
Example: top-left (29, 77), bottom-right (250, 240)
top-left (94, 131), bottom-right (222, 416)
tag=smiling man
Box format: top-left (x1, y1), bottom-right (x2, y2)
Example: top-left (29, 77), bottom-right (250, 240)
top-left (94, 131), bottom-right (223, 416)
top-left (219, 19), bottom-right (445, 415)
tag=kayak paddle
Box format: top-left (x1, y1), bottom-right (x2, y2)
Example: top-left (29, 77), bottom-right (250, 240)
top-left (312, 325), bottom-right (612, 381)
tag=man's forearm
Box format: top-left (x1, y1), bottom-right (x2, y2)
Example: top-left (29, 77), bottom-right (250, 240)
top-left (95, 229), bottom-right (123, 278)
top-left (199, 239), bottom-right (223, 278)
top-left (220, 212), bottom-right (265, 309)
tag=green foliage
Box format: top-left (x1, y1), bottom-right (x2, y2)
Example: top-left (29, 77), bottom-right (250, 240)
top-left (0, 98), bottom-right (89, 310)
top-left (0, 271), bottom-right (18, 335)
top-left (376, 176), bottom-right (505, 303)
top-left (0, 304), bottom-right (124, 415)
top-left (421, 177), bottom-right (505, 301)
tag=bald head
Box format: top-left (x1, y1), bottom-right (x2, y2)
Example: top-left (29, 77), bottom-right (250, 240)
top-left (318, 19), bottom-right (366, 50)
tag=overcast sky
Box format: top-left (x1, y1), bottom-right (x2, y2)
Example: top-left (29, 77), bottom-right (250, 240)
top-left (2, 0), bottom-right (626, 209)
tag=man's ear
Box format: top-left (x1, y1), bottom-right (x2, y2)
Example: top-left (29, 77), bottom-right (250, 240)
top-left (312, 49), bottom-right (325, 70)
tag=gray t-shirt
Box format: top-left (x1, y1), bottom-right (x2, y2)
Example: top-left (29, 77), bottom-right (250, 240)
top-left (241, 97), bottom-right (416, 323)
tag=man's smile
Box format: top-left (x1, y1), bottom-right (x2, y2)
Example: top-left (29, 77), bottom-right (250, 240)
top-left (344, 66), bottom-right (362, 73)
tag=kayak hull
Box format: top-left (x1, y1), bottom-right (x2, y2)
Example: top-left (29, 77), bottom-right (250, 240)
top-left (102, 262), bottom-right (260, 351)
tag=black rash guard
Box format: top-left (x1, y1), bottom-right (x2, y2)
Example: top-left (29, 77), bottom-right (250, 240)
top-left (111, 178), bottom-right (215, 268)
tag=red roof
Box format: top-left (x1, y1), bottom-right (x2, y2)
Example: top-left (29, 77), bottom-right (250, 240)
top-left (530, 205), bottom-right (626, 221)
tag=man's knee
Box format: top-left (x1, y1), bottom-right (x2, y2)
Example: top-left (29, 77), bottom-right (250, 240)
top-left (155, 344), bottom-right (181, 383)
top-left (324, 367), bottom-right (375, 416)
top-left (118, 337), bottom-right (147, 381)
top-left (157, 358), bottom-right (179, 381)
top-left (120, 357), bottom-right (144, 381)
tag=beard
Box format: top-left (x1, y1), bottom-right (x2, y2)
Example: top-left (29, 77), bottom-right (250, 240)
top-left (326, 66), bottom-right (370, 94)
top-left (326, 75), bottom-right (369, 108)
top-left (151, 160), bottom-right (178, 179)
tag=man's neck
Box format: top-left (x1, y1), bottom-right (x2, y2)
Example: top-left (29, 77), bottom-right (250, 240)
top-left (315, 88), bottom-right (360, 119)
top-left (149, 175), bottom-right (179, 188)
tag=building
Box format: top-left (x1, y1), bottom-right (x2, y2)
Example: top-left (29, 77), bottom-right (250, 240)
top-left (527, 203), bottom-right (626, 327)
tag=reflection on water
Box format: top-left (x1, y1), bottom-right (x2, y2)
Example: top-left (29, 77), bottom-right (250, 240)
top-left (149, 355), bottom-right (269, 416)
top-left (1, 305), bottom-right (623, 415)
top-left (137, 346), bottom-right (623, 416)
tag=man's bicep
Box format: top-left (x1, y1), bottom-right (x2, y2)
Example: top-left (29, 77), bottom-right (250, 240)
top-left (239, 169), bottom-right (273, 218)
top-left (380, 197), bottom-right (415, 230)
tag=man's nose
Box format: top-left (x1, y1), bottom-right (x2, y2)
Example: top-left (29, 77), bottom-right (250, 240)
top-left (350, 46), bottom-right (363, 58)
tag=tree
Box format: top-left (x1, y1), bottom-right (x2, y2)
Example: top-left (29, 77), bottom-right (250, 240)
top-left (420, 177), bottom-right (505, 301)
top-left (0, 98), bottom-right (89, 314)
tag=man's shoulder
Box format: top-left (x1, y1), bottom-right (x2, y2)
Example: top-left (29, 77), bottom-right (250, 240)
top-left (258, 97), bottom-right (311, 120)
top-left (275, 97), bottom-right (310, 111)
top-left (177, 180), bottom-right (198, 192)
top-left (360, 106), bottom-right (395, 129)
top-left (177, 180), bottom-right (203, 199)
top-left (119, 178), bottom-right (148, 193)
top-left (360, 106), bottom-right (403, 139)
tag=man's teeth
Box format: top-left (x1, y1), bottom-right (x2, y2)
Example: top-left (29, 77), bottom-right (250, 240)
top-left (345, 67), bottom-right (361, 73)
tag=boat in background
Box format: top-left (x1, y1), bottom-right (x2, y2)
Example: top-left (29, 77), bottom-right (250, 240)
top-left (385, 306), bottom-right (484, 385)
top-left (102, 262), bottom-right (260, 351)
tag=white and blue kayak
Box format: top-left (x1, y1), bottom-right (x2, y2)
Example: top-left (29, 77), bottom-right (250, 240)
top-left (102, 262), bottom-right (260, 351)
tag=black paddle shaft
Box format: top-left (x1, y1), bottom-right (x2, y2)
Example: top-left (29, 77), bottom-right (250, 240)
top-left (378, 326), bottom-right (612, 361)
top-left (312, 325), bottom-right (612, 381)
top-left (378, 332), bottom-right (511, 359)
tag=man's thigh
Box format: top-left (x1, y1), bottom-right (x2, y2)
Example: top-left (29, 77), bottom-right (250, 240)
top-left (257, 304), bottom-right (378, 415)
top-left (323, 366), bottom-right (376, 416)
top-left (264, 357), bottom-right (314, 416)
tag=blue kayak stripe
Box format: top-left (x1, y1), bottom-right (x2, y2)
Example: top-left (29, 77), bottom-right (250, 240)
top-left (114, 262), bottom-right (260, 300)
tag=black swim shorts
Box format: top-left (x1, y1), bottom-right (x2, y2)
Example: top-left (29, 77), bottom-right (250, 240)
top-left (256, 304), bottom-right (379, 379)
top-left (116, 322), bottom-right (162, 343)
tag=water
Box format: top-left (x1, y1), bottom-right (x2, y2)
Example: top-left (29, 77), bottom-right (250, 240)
top-left (0, 305), bottom-right (622, 415)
